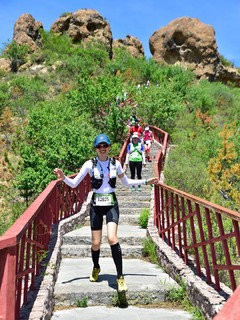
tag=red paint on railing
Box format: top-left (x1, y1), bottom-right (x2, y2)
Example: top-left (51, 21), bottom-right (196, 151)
top-left (213, 285), bottom-right (240, 320)
top-left (152, 126), bottom-right (240, 318)
top-left (0, 175), bottom-right (91, 320)
top-left (118, 133), bottom-right (130, 166)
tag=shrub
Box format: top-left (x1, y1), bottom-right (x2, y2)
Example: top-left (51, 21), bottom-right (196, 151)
top-left (60, 12), bottom-right (72, 17)
top-left (138, 208), bottom-right (150, 228)
top-left (3, 41), bottom-right (30, 72)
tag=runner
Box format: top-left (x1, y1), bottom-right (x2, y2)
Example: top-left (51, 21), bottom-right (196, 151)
top-left (130, 120), bottom-right (143, 140)
top-left (125, 132), bottom-right (146, 191)
top-left (143, 126), bottom-right (154, 162)
top-left (53, 134), bottom-right (158, 293)
top-left (129, 110), bottom-right (138, 127)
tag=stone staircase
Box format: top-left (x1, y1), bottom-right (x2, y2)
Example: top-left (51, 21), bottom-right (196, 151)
top-left (51, 143), bottom-right (192, 319)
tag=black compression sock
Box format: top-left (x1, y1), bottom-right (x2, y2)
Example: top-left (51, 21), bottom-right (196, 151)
top-left (91, 248), bottom-right (100, 269)
top-left (111, 242), bottom-right (123, 277)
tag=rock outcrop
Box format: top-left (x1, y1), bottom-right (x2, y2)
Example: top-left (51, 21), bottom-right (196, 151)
top-left (149, 17), bottom-right (219, 80)
top-left (113, 35), bottom-right (144, 58)
top-left (0, 58), bottom-right (11, 73)
top-left (12, 13), bottom-right (43, 51)
top-left (4, 12), bottom-right (240, 85)
top-left (149, 16), bottom-right (240, 85)
top-left (51, 9), bottom-right (113, 57)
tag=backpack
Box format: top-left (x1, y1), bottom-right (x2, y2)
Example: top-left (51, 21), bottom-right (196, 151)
top-left (91, 157), bottom-right (117, 189)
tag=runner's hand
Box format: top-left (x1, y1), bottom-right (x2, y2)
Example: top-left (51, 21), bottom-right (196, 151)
top-left (146, 177), bottom-right (159, 185)
top-left (54, 168), bottom-right (65, 180)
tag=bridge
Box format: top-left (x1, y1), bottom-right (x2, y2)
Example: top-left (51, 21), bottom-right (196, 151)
top-left (0, 125), bottom-right (239, 320)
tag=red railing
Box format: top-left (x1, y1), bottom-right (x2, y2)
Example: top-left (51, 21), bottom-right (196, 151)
top-left (152, 126), bottom-right (240, 318)
top-left (118, 133), bottom-right (130, 166)
top-left (212, 285), bottom-right (240, 320)
top-left (0, 174), bottom-right (91, 320)
top-left (153, 182), bottom-right (240, 291)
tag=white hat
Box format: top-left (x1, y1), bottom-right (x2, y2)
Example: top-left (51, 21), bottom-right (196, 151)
top-left (145, 126), bottom-right (149, 131)
top-left (132, 132), bottom-right (139, 139)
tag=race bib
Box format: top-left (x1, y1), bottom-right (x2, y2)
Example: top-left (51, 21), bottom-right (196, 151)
top-left (94, 193), bottom-right (114, 206)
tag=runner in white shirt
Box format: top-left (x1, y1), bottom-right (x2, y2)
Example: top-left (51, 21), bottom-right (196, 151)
top-left (54, 134), bottom-right (158, 293)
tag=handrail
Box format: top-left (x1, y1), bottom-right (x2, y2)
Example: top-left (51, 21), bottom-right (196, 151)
top-left (152, 125), bottom-right (240, 318)
top-left (154, 181), bottom-right (240, 291)
top-left (0, 174), bottom-right (91, 320)
top-left (118, 132), bottom-right (130, 166)
top-left (212, 285), bottom-right (240, 319)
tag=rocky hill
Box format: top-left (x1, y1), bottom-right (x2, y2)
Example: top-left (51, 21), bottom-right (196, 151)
top-left (149, 16), bottom-right (240, 85)
top-left (0, 9), bottom-right (240, 85)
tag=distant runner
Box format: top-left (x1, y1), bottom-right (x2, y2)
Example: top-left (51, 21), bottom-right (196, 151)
top-left (143, 126), bottom-right (154, 162)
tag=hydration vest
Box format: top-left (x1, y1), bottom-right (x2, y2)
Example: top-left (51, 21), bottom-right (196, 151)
top-left (91, 157), bottom-right (117, 189)
top-left (128, 142), bottom-right (143, 162)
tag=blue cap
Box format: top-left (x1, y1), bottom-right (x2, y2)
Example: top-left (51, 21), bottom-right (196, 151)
top-left (94, 134), bottom-right (111, 147)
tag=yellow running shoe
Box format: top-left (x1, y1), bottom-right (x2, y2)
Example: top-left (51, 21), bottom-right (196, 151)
top-left (117, 276), bottom-right (128, 292)
top-left (89, 267), bottom-right (100, 282)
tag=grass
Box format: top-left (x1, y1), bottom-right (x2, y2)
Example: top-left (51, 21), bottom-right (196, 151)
top-left (164, 280), bottom-right (205, 320)
top-left (76, 296), bottom-right (88, 308)
top-left (142, 237), bottom-right (158, 264)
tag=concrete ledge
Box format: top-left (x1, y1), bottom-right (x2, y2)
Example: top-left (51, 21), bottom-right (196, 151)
top-left (20, 192), bottom-right (92, 320)
top-left (147, 188), bottom-right (231, 320)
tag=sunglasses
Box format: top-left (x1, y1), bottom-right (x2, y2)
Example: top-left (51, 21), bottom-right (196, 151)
top-left (96, 143), bottom-right (109, 149)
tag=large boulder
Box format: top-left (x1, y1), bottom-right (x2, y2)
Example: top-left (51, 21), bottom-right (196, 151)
top-left (149, 17), bottom-right (219, 80)
top-left (12, 13), bottom-right (43, 51)
top-left (149, 16), bottom-right (240, 85)
top-left (51, 9), bottom-right (113, 56)
top-left (113, 35), bottom-right (144, 58)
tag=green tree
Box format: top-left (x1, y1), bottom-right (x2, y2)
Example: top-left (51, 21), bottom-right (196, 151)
top-left (15, 98), bottom-right (97, 203)
top-left (136, 83), bottom-right (183, 133)
top-left (67, 74), bottom-right (131, 143)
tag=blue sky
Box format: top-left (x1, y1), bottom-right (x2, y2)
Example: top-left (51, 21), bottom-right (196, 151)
top-left (1, 0), bottom-right (240, 66)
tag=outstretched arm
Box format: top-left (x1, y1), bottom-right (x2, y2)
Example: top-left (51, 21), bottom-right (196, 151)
top-left (54, 163), bottom-right (89, 188)
top-left (118, 173), bottom-right (158, 186)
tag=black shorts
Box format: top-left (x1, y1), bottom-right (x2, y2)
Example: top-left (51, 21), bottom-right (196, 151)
top-left (90, 193), bottom-right (119, 230)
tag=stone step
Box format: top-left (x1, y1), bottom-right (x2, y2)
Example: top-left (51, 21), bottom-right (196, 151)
top-left (54, 258), bottom-right (179, 307)
top-left (52, 306), bottom-right (192, 320)
top-left (115, 184), bottom-right (155, 191)
top-left (115, 190), bottom-right (150, 197)
top-left (61, 243), bottom-right (144, 258)
top-left (119, 214), bottom-right (143, 224)
top-left (62, 225), bottom-right (147, 246)
top-left (116, 200), bottom-right (150, 208)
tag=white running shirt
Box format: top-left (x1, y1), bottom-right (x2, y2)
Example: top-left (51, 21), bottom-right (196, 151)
top-left (63, 157), bottom-right (146, 192)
